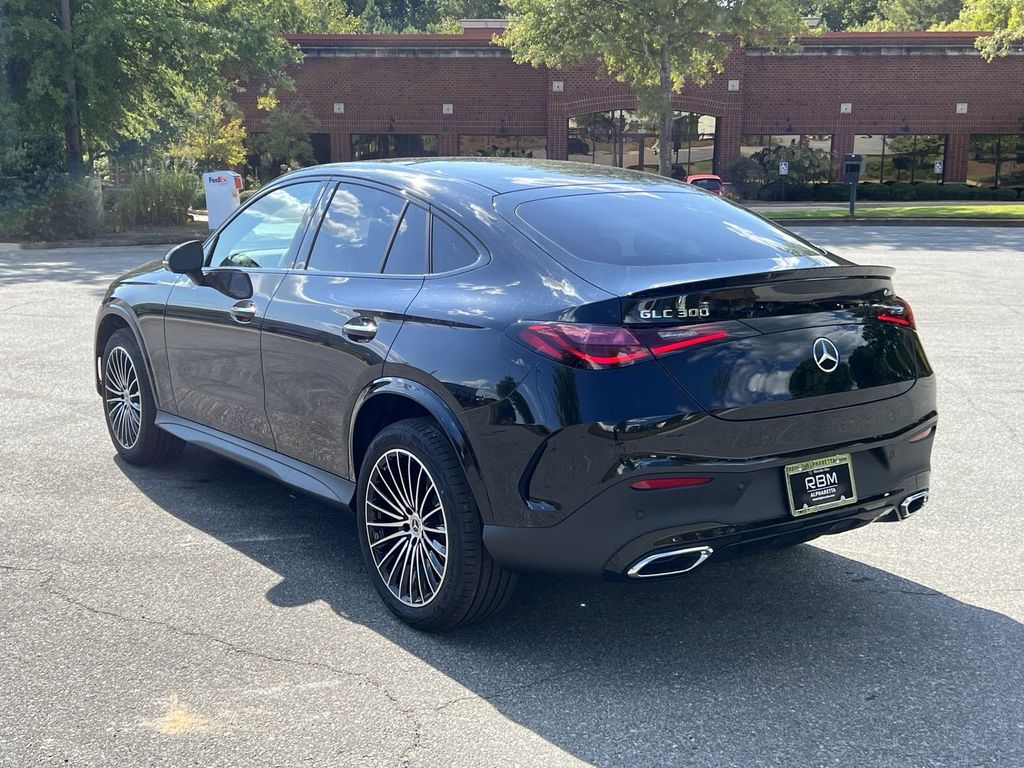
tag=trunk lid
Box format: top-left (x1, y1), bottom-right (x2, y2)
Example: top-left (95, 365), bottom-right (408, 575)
top-left (621, 266), bottom-right (923, 420)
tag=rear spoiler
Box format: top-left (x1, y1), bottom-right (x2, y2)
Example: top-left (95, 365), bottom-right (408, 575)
top-left (622, 265), bottom-right (898, 325)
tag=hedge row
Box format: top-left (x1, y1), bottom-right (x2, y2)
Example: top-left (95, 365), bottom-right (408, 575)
top-left (747, 182), bottom-right (1022, 202)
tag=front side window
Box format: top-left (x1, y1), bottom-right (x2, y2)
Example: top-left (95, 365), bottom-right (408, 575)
top-left (307, 183), bottom-right (405, 273)
top-left (210, 182), bottom-right (321, 269)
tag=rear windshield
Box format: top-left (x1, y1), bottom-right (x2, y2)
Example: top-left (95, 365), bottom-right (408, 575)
top-left (515, 190), bottom-right (823, 267)
top-left (691, 178), bottom-right (722, 190)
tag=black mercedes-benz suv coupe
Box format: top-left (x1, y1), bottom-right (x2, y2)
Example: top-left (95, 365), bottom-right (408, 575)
top-left (95, 159), bottom-right (935, 630)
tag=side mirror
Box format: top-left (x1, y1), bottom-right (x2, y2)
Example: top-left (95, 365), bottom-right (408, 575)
top-left (164, 240), bottom-right (206, 283)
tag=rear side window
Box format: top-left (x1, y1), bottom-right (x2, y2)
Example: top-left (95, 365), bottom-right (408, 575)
top-left (431, 217), bottom-right (478, 273)
top-left (383, 204), bottom-right (428, 275)
top-left (515, 190), bottom-right (823, 267)
top-left (307, 183), bottom-right (404, 273)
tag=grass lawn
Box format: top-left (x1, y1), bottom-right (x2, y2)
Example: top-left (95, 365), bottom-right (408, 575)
top-left (766, 204), bottom-right (1024, 221)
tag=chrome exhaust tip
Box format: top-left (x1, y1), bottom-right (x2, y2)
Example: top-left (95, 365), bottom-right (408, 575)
top-left (897, 489), bottom-right (929, 520)
top-left (878, 489), bottom-right (929, 522)
top-left (626, 545), bottom-right (714, 579)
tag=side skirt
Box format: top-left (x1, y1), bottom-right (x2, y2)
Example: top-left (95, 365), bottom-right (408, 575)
top-left (154, 412), bottom-right (356, 510)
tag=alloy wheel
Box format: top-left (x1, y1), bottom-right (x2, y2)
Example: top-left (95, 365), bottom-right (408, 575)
top-left (364, 448), bottom-right (449, 607)
top-left (104, 346), bottom-right (142, 449)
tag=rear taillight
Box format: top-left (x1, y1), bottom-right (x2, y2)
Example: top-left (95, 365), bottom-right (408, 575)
top-left (515, 323), bottom-right (651, 369)
top-left (511, 322), bottom-right (734, 370)
top-left (876, 297), bottom-right (916, 329)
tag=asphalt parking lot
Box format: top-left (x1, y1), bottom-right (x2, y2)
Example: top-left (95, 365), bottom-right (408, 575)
top-left (1, 226), bottom-right (1022, 767)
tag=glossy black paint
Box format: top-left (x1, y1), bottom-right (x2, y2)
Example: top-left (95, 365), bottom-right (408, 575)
top-left (95, 158), bottom-right (937, 578)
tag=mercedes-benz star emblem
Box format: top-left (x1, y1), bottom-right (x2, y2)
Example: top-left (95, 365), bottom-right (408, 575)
top-left (812, 337), bottom-right (840, 373)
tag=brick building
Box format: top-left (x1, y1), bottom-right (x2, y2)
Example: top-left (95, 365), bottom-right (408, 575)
top-left (238, 23), bottom-right (1024, 186)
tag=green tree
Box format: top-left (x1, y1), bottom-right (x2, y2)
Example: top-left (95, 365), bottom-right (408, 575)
top-left (501, 0), bottom-right (804, 176)
top-left (865, 0), bottom-right (963, 29)
top-left (801, 0), bottom-right (881, 30)
top-left (249, 100), bottom-right (321, 180)
top-left (946, 0), bottom-right (1024, 58)
top-left (359, 0), bottom-right (393, 31)
top-left (1, 0), bottom-right (309, 173)
top-left (167, 97), bottom-right (248, 171)
top-left (295, 0), bottom-right (362, 32)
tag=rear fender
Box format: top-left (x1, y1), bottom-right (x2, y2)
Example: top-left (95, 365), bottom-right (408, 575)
top-left (350, 377), bottom-right (494, 522)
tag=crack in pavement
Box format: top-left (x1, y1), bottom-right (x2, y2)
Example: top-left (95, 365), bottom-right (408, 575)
top-left (25, 570), bottom-right (596, 767)
top-left (0, 563), bottom-right (46, 573)
top-left (30, 571), bottom-right (425, 765)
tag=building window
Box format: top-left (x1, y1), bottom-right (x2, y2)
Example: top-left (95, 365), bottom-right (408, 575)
top-left (740, 134), bottom-right (833, 156)
top-left (459, 135), bottom-right (547, 159)
top-left (967, 134), bottom-right (1024, 187)
top-left (853, 135), bottom-right (946, 183)
top-left (310, 133), bottom-right (331, 165)
top-left (567, 111), bottom-right (716, 175)
top-left (350, 134), bottom-right (438, 161)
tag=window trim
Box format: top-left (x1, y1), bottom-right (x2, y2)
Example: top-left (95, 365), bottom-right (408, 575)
top-left (202, 177), bottom-right (331, 273)
top-left (300, 179), bottom-right (410, 275)
top-left (380, 201), bottom-right (429, 276)
top-left (425, 206), bottom-right (488, 278)
top-left (290, 175), bottom-right (490, 279)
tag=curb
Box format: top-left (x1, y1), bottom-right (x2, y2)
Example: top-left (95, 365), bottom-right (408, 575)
top-left (1, 228), bottom-right (207, 251)
top-left (767, 217), bottom-right (1024, 227)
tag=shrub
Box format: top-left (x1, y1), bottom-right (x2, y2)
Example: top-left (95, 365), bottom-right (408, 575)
top-left (0, 181), bottom-right (102, 241)
top-left (812, 183), bottom-right (851, 202)
top-left (116, 170), bottom-right (200, 228)
top-left (857, 184), bottom-right (892, 201)
top-left (887, 183), bottom-right (916, 201)
top-left (992, 186), bottom-right (1020, 200)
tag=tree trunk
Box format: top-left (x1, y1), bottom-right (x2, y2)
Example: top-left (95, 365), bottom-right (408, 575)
top-left (658, 45), bottom-right (673, 177)
top-left (59, 0), bottom-right (83, 176)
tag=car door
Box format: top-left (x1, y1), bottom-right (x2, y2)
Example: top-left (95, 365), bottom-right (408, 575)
top-left (163, 180), bottom-right (325, 448)
top-left (262, 180), bottom-right (427, 478)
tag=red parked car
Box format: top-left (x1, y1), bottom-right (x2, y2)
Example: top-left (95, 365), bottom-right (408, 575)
top-left (686, 174), bottom-right (724, 195)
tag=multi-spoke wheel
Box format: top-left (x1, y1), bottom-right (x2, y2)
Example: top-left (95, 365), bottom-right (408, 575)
top-left (101, 328), bottom-right (184, 465)
top-left (104, 346), bottom-right (142, 449)
top-left (357, 417), bottom-right (517, 630)
top-left (365, 448), bottom-right (448, 607)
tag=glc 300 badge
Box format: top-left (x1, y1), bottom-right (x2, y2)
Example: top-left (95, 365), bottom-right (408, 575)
top-left (638, 301), bottom-right (711, 320)
top-left (813, 337), bottom-right (840, 373)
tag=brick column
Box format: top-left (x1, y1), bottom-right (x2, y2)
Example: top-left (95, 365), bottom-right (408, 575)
top-left (715, 107), bottom-right (742, 180)
top-left (439, 133), bottom-right (459, 156)
top-left (831, 131), bottom-right (854, 181)
top-left (944, 131), bottom-right (969, 183)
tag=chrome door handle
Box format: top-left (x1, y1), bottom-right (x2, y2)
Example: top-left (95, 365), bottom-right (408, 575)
top-left (342, 317), bottom-right (377, 341)
top-left (229, 300), bottom-right (257, 323)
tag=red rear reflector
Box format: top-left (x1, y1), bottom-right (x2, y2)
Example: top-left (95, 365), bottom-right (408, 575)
top-left (630, 477), bottom-right (712, 490)
top-left (876, 298), bottom-right (916, 329)
top-left (908, 426), bottom-right (934, 443)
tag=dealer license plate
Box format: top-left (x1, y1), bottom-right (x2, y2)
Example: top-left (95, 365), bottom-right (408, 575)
top-left (784, 454), bottom-right (858, 517)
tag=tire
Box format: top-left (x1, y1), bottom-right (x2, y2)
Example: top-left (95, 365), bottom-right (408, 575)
top-left (357, 417), bottom-right (517, 631)
top-left (101, 328), bottom-right (185, 465)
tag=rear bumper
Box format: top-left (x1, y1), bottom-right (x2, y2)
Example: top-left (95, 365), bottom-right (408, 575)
top-left (483, 423), bottom-right (934, 577)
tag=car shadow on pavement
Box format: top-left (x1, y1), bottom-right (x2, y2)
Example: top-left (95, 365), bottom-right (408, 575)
top-left (119, 446), bottom-right (1024, 767)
